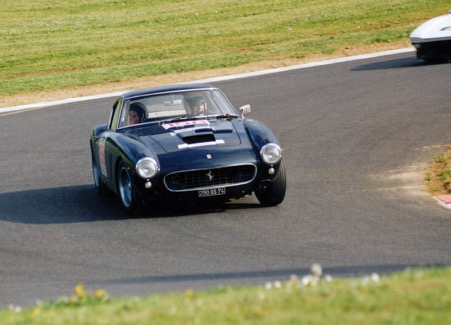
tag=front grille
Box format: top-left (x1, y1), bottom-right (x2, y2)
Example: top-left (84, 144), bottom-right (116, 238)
top-left (417, 40), bottom-right (451, 60)
top-left (164, 164), bottom-right (257, 192)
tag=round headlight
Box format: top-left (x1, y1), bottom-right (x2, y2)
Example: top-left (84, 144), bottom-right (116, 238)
top-left (260, 143), bottom-right (282, 165)
top-left (136, 157), bottom-right (159, 179)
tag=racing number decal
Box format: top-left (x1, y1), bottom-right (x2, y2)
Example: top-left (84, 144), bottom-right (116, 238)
top-left (98, 137), bottom-right (107, 177)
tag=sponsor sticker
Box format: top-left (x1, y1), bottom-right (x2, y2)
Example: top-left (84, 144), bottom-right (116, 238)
top-left (162, 120), bottom-right (210, 130)
top-left (99, 137), bottom-right (107, 177)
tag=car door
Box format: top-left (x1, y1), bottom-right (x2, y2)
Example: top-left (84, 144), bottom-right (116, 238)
top-left (95, 99), bottom-right (123, 190)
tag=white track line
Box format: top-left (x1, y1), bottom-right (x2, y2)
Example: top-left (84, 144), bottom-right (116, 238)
top-left (0, 48), bottom-right (415, 114)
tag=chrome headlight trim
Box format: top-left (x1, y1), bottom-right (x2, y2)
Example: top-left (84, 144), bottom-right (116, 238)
top-left (136, 157), bottom-right (159, 179)
top-left (260, 143), bottom-right (282, 165)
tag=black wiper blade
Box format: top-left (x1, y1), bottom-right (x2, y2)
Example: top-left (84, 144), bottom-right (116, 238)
top-left (161, 116), bottom-right (202, 124)
top-left (211, 114), bottom-right (239, 121)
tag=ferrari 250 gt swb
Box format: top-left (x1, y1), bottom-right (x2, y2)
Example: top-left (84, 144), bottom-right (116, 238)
top-left (90, 83), bottom-right (286, 213)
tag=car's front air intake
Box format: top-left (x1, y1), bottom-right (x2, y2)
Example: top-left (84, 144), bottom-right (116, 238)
top-left (164, 164), bottom-right (256, 192)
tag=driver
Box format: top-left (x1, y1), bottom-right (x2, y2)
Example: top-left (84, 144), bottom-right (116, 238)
top-left (128, 102), bottom-right (147, 125)
top-left (188, 96), bottom-right (207, 116)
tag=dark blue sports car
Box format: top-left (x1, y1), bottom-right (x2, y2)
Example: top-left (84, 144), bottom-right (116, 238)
top-left (90, 83), bottom-right (286, 213)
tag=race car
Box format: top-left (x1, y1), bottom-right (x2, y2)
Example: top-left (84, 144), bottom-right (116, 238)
top-left (90, 83), bottom-right (286, 214)
top-left (409, 10), bottom-right (451, 62)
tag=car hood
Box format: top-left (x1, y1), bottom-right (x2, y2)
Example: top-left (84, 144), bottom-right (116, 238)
top-left (131, 119), bottom-right (243, 153)
top-left (410, 13), bottom-right (451, 43)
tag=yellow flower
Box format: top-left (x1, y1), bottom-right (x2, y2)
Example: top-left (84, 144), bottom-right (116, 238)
top-left (30, 307), bottom-right (41, 318)
top-left (185, 289), bottom-right (194, 297)
top-left (74, 284), bottom-right (86, 298)
top-left (95, 289), bottom-right (107, 299)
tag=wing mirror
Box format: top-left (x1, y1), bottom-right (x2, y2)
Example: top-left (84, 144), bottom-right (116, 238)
top-left (239, 104), bottom-right (251, 118)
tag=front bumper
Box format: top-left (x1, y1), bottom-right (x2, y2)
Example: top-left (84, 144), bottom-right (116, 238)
top-left (133, 161), bottom-right (281, 203)
top-left (412, 39), bottom-right (451, 60)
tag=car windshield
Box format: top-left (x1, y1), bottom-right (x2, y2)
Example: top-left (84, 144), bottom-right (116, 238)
top-left (118, 89), bottom-right (237, 128)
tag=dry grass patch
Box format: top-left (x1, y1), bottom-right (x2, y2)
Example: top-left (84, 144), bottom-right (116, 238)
top-left (425, 145), bottom-right (451, 195)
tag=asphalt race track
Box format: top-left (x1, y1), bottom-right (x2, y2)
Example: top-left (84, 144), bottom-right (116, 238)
top-left (0, 51), bottom-right (450, 308)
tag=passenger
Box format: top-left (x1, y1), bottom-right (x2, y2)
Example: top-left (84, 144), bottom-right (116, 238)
top-left (188, 96), bottom-right (207, 116)
top-left (128, 102), bottom-right (146, 125)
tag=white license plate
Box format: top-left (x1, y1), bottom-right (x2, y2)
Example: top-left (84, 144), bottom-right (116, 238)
top-left (198, 187), bottom-right (226, 197)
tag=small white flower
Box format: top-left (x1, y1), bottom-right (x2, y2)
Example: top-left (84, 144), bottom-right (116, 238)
top-left (258, 292), bottom-right (266, 300)
top-left (371, 273), bottom-right (380, 283)
top-left (265, 282), bottom-right (273, 290)
top-left (302, 275), bottom-right (312, 286)
top-left (274, 281), bottom-right (282, 289)
top-left (324, 275), bottom-right (333, 282)
top-left (311, 263), bottom-right (323, 277)
top-left (7, 305), bottom-right (22, 312)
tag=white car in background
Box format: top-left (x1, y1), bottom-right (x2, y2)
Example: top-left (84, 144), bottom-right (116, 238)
top-left (409, 10), bottom-right (451, 62)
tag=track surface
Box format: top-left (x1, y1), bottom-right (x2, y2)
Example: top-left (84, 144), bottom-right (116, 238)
top-left (1, 52), bottom-right (450, 307)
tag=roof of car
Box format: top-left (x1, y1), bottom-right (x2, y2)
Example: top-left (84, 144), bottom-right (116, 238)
top-left (121, 83), bottom-right (217, 100)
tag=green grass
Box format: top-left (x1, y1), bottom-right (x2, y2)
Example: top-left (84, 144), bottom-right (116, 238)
top-left (1, 267), bottom-right (450, 324)
top-left (435, 154), bottom-right (447, 164)
top-left (1, 0), bottom-right (449, 96)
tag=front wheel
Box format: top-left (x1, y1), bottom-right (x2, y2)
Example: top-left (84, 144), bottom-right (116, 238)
top-left (118, 161), bottom-right (139, 213)
top-left (255, 160), bottom-right (286, 207)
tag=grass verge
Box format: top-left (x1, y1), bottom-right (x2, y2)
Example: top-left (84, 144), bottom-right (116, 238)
top-left (1, 267), bottom-right (450, 325)
top-left (1, 0), bottom-right (450, 105)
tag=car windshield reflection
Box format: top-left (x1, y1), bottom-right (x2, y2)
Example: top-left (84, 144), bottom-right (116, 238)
top-left (118, 89), bottom-right (237, 129)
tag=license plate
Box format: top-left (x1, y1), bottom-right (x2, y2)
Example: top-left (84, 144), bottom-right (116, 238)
top-left (198, 187), bottom-right (226, 197)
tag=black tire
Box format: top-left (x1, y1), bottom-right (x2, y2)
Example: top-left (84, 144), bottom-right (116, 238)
top-left (117, 161), bottom-right (138, 213)
top-left (255, 160), bottom-right (286, 207)
top-left (91, 148), bottom-right (107, 194)
top-left (423, 58), bottom-right (449, 64)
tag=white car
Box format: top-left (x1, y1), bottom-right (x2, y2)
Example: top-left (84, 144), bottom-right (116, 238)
top-left (409, 10), bottom-right (451, 62)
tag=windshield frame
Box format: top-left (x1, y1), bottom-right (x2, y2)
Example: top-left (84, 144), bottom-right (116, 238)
top-left (116, 88), bottom-right (238, 130)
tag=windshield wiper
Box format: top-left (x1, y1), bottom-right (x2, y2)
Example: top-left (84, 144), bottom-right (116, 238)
top-left (161, 116), bottom-right (204, 124)
top-left (211, 114), bottom-right (238, 121)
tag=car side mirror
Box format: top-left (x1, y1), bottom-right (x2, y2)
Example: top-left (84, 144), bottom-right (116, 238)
top-left (239, 104), bottom-right (251, 118)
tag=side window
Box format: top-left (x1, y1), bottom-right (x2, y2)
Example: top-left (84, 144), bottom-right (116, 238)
top-left (108, 99), bottom-right (122, 131)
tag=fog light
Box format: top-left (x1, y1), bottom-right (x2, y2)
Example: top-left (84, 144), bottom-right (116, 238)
top-left (268, 167), bottom-right (275, 175)
top-left (145, 181), bottom-right (152, 189)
